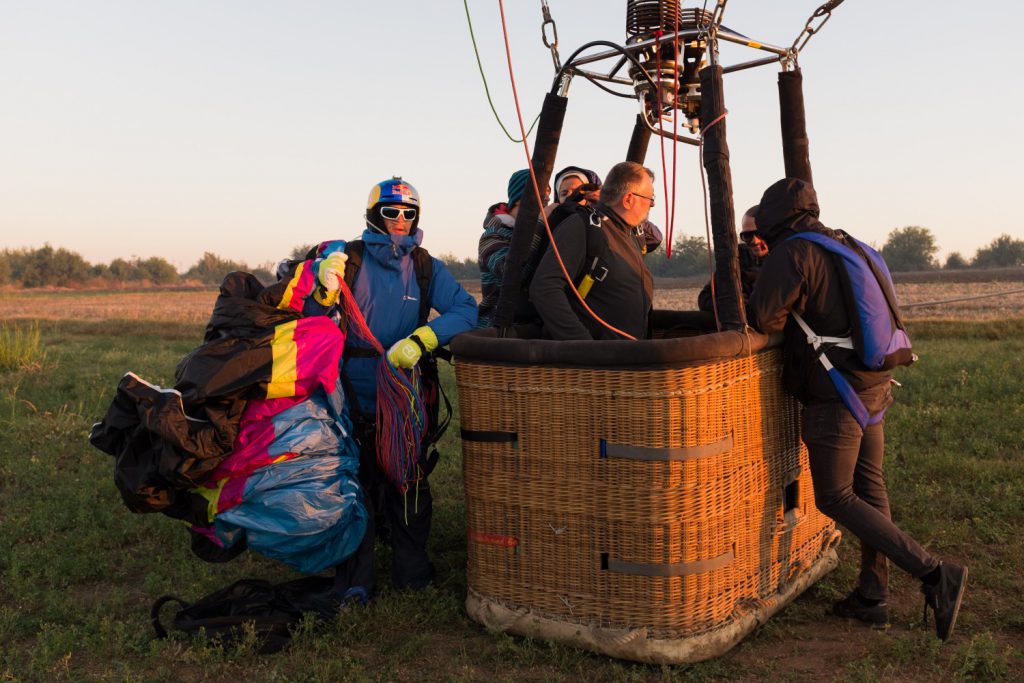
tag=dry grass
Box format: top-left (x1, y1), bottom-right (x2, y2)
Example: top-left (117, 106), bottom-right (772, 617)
top-left (0, 289), bottom-right (218, 324)
top-left (1, 281), bottom-right (1022, 324)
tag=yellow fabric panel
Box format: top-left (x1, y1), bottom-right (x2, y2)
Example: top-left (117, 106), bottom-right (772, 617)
top-left (193, 479), bottom-right (229, 523)
top-left (278, 262), bottom-right (305, 311)
top-left (267, 319), bottom-right (299, 398)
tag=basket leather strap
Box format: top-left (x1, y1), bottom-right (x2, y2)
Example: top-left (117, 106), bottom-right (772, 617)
top-left (460, 429), bottom-right (518, 445)
top-left (599, 433), bottom-right (732, 461)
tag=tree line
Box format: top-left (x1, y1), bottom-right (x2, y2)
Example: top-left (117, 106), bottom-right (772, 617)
top-left (0, 246), bottom-right (275, 288)
top-left (2, 228), bottom-right (1022, 289)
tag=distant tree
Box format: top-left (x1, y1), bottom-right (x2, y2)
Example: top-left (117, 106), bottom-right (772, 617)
top-left (880, 226), bottom-right (938, 272)
top-left (107, 258), bottom-right (136, 281)
top-left (943, 252), bottom-right (969, 270)
top-left (646, 235), bottom-right (712, 278)
top-left (183, 252), bottom-right (251, 285)
top-left (0, 250), bottom-right (11, 285)
top-left (135, 256), bottom-right (178, 284)
top-left (10, 245), bottom-right (92, 287)
top-left (972, 234), bottom-right (1024, 269)
top-left (436, 253), bottom-right (479, 280)
top-left (290, 244), bottom-right (315, 260)
top-left (250, 266), bottom-right (275, 284)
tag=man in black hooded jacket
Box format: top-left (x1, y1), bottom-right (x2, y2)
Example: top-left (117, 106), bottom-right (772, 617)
top-left (748, 178), bottom-right (967, 641)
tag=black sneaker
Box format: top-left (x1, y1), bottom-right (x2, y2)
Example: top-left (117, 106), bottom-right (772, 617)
top-left (922, 562), bottom-right (968, 641)
top-left (833, 589), bottom-right (889, 627)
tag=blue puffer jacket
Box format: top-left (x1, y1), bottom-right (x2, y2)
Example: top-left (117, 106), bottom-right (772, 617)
top-left (305, 228), bottom-right (478, 415)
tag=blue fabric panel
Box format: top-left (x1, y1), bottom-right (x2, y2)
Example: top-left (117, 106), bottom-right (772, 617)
top-left (214, 388), bottom-right (367, 574)
top-left (827, 366), bottom-right (874, 430)
top-left (790, 232), bottom-right (903, 370)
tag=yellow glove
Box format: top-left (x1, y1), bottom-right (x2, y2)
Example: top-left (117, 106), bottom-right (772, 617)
top-left (386, 326), bottom-right (439, 369)
top-left (317, 252), bottom-right (348, 291)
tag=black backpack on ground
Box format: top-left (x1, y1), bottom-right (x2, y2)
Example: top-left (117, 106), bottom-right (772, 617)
top-left (150, 575), bottom-right (339, 654)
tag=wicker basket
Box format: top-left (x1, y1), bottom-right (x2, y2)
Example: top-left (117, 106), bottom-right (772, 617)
top-left (452, 318), bottom-right (839, 664)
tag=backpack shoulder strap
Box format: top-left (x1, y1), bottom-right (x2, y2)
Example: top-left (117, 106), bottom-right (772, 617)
top-left (411, 246), bottom-right (433, 327)
top-left (343, 240), bottom-right (365, 291)
top-left (577, 206), bottom-right (610, 299)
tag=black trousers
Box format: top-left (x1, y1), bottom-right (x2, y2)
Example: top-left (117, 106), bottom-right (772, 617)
top-left (335, 428), bottom-right (435, 596)
top-left (801, 384), bottom-right (938, 601)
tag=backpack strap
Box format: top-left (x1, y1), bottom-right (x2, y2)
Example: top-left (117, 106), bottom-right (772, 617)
top-left (792, 311), bottom-right (883, 430)
top-left (151, 595), bottom-right (189, 639)
top-left (576, 207), bottom-right (609, 300)
top-left (343, 240), bottom-right (365, 291)
top-left (411, 246), bottom-right (433, 327)
top-left (407, 245), bottom-right (453, 461)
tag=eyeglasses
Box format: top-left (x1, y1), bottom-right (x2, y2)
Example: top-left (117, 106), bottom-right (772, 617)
top-left (631, 191), bottom-right (656, 207)
top-left (740, 231), bottom-right (757, 243)
top-left (379, 206), bottom-right (417, 221)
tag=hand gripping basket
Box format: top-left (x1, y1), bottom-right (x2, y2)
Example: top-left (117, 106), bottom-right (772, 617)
top-left (450, 313), bottom-right (839, 664)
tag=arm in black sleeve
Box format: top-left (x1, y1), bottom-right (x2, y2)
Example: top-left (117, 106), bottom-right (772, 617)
top-left (748, 243), bottom-right (807, 334)
top-left (528, 216), bottom-right (592, 340)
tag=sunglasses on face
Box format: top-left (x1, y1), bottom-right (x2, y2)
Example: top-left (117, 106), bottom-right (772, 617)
top-left (740, 231), bottom-right (757, 243)
top-left (379, 206), bottom-right (417, 221)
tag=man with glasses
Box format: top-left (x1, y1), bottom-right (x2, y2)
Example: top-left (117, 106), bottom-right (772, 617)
top-left (299, 176), bottom-right (477, 601)
top-left (528, 161), bottom-right (655, 340)
top-left (698, 205), bottom-right (767, 313)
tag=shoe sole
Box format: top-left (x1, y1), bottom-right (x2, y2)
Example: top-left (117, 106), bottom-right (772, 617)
top-left (942, 566), bottom-right (968, 642)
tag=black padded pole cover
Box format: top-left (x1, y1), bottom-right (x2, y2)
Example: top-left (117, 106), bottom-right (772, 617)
top-left (626, 114), bottom-right (651, 163)
top-left (698, 65), bottom-right (746, 330)
top-left (493, 92), bottom-right (567, 330)
top-left (778, 69), bottom-right (813, 185)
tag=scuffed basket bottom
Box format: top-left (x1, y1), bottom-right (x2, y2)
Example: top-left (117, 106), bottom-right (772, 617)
top-left (466, 542), bottom-right (839, 665)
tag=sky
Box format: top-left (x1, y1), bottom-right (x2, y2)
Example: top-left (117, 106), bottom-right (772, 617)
top-left (1, 1), bottom-right (1022, 272)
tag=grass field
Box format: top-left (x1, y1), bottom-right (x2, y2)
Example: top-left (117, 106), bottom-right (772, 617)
top-left (1, 290), bottom-right (1023, 681)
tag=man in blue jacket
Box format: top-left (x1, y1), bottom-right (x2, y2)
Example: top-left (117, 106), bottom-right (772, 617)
top-left (305, 177), bottom-right (478, 600)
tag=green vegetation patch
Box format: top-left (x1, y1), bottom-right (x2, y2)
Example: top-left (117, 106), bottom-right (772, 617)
top-left (1, 318), bottom-right (1021, 680)
top-left (0, 321), bottom-right (47, 371)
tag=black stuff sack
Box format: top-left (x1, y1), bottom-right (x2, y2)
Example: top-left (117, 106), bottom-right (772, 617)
top-left (151, 575), bottom-right (340, 654)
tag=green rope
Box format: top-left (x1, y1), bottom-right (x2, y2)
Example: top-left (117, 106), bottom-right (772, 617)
top-left (463, 0), bottom-right (541, 143)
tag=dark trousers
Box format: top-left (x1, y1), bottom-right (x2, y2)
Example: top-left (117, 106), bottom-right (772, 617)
top-left (335, 429), bottom-right (435, 596)
top-left (801, 387), bottom-right (938, 601)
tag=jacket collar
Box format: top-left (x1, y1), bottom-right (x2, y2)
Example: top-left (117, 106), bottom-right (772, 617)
top-left (360, 227), bottom-right (423, 267)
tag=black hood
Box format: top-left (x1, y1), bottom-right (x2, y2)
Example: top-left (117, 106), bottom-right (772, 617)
top-left (755, 178), bottom-right (823, 248)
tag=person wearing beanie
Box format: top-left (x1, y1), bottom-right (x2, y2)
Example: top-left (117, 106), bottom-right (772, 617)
top-left (477, 169), bottom-right (551, 328)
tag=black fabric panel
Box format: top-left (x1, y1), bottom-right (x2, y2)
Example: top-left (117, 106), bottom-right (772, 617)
top-left (778, 69), bottom-right (813, 185)
top-left (493, 93), bottom-right (568, 329)
top-left (699, 65), bottom-right (746, 331)
top-left (626, 114), bottom-right (651, 163)
top-left (451, 320), bottom-right (772, 368)
top-left (90, 372), bottom-right (244, 513)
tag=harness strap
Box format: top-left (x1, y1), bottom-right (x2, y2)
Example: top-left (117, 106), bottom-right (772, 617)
top-left (793, 311), bottom-right (883, 430)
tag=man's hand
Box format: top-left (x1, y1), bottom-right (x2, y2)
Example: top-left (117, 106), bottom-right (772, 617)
top-left (317, 252), bottom-right (348, 291)
top-left (386, 325), bottom-right (439, 369)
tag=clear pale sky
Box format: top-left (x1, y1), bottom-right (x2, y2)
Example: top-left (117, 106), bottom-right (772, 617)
top-left (2, 1), bottom-right (1021, 271)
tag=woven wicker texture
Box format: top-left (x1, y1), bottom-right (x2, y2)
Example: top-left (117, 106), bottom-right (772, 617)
top-left (458, 348), bottom-right (836, 639)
